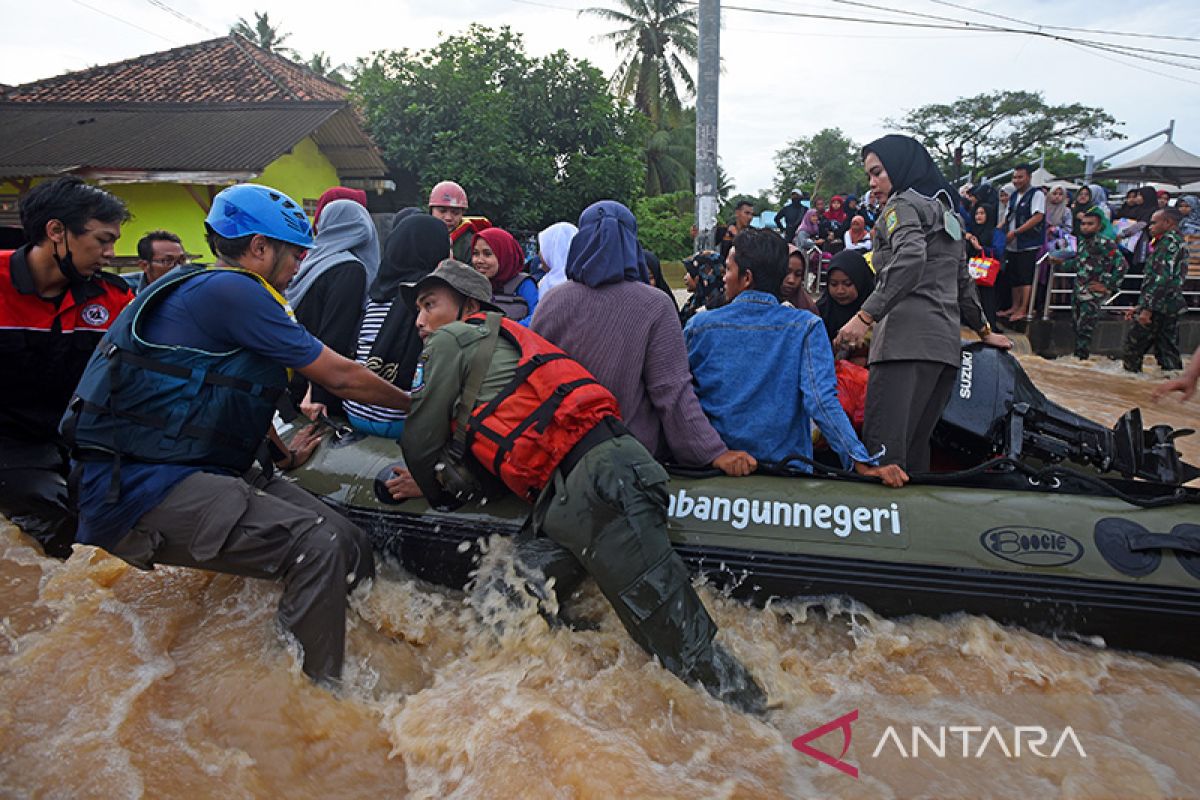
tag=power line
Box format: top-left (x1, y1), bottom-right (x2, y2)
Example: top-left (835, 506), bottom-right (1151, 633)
top-left (823, 0), bottom-right (1200, 62)
top-left (1063, 40), bottom-right (1200, 88)
top-left (924, 0), bottom-right (1200, 44)
top-left (725, 25), bottom-right (1007, 40)
top-left (67, 0), bottom-right (179, 44)
top-left (696, 2), bottom-right (1200, 77)
top-left (143, 0), bottom-right (220, 36)
top-left (510, 0), bottom-right (1200, 79)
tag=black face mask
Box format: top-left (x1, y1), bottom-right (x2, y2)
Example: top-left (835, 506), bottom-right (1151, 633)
top-left (53, 239), bottom-right (90, 284)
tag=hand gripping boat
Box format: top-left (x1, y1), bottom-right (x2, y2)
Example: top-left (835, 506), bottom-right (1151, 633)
top-left (287, 344), bottom-right (1200, 662)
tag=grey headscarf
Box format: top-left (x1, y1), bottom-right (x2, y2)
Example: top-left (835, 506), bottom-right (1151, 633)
top-left (1087, 184), bottom-right (1111, 218)
top-left (285, 199), bottom-right (380, 308)
top-left (1178, 195), bottom-right (1200, 236)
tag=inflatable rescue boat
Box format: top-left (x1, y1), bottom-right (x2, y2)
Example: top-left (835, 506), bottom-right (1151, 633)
top-left (287, 344), bottom-right (1200, 662)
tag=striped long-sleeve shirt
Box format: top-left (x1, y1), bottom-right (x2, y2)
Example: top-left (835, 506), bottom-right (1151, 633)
top-left (342, 300), bottom-right (407, 424)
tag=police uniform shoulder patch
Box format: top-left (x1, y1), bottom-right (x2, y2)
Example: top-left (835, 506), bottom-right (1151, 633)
top-left (884, 209), bottom-right (899, 235)
top-left (411, 354), bottom-right (428, 393)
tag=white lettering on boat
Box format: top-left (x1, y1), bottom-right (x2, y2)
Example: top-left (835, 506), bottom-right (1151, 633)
top-left (668, 489), bottom-right (902, 537)
top-left (959, 350), bottom-right (974, 399)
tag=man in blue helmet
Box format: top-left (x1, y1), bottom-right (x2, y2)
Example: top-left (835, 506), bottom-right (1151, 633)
top-left (61, 184), bottom-right (412, 685)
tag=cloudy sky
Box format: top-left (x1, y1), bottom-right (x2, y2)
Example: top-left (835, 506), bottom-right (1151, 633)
top-left (5, 0), bottom-right (1198, 197)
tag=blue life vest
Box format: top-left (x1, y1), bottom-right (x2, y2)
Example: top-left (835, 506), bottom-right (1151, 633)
top-left (1007, 189), bottom-right (1045, 251)
top-left (62, 267), bottom-right (289, 481)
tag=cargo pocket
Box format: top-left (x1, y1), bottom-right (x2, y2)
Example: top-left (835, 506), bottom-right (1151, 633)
top-left (618, 551), bottom-right (691, 623)
top-left (109, 525), bottom-right (165, 570)
top-left (630, 460), bottom-right (669, 502)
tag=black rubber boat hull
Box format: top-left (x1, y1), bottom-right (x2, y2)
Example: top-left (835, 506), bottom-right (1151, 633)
top-left (292, 432), bottom-right (1200, 664)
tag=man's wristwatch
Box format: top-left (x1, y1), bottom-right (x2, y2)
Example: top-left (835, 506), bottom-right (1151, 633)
top-left (977, 322), bottom-right (993, 339)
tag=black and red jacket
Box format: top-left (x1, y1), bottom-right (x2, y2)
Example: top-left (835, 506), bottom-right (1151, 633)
top-left (0, 246), bottom-right (133, 444)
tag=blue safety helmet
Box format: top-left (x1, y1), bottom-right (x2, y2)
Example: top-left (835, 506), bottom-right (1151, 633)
top-left (205, 184), bottom-right (313, 249)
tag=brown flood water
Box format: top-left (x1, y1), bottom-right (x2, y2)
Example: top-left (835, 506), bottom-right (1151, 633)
top-left (2, 351), bottom-right (1199, 799)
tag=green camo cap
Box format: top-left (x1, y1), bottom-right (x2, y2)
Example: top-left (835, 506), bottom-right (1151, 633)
top-left (401, 259), bottom-right (501, 312)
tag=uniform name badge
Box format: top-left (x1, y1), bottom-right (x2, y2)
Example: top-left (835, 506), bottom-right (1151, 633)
top-left (943, 209), bottom-right (963, 241)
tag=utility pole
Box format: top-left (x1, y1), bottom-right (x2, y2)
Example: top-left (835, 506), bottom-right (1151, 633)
top-left (694, 0), bottom-right (719, 251)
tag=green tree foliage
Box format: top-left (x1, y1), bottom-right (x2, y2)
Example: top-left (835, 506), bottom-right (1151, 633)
top-left (306, 52), bottom-right (347, 85)
top-left (773, 128), bottom-right (863, 200)
top-left (353, 26), bottom-right (646, 230)
top-left (231, 12), bottom-right (297, 57)
top-left (633, 191), bottom-right (694, 261)
top-left (887, 90), bottom-right (1122, 177)
top-left (583, 0), bottom-right (697, 124)
top-left (645, 110), bottom-right (694, 196)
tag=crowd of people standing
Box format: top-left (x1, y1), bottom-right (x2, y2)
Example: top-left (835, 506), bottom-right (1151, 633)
top-left (737, 162), bottom-right (1195, 374)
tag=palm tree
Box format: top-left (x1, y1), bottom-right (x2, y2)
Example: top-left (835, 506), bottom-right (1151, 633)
top-left (231, 11), bottom-right (297, 58)
top-left (582, 0), bottom-right (697, 124)
top-left (645, 113), bottom-right (694, 195)
top-left (306, 52), bottom-right (348, 85)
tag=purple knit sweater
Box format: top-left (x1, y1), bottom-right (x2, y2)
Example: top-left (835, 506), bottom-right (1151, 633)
top-left (531, 280), bottom-right (726, 466)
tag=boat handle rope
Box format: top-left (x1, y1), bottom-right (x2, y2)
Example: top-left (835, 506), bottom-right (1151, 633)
top-left (754, 452), bottom-right (1197, 511)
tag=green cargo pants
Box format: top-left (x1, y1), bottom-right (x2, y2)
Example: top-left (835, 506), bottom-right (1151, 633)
top-left (527, 434), bottom-right (714, 675)
top-left (517, 433), bottom-right (766, 712)
top-left (1123, 313), bottom-right (1182, 372)
top-left (1071, 296), bottom-right (1102, 359)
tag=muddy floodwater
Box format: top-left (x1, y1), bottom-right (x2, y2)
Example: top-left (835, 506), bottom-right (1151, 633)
top-left (2, 352), bottom-right (1199, 798)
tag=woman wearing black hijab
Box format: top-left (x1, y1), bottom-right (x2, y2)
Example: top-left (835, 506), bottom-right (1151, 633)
top-left (641, 247), bottom-right (679, 315)
top-left (965, 203), bottom-right (1005, 325)
top-left (341, 213), bottom-right (449, 436)
top-left (1116, 186), bottom-right (1159, 271)
top-left (817, 249), bottom-right (875, 348)
top-left (834, 134), bottom-right (1011, 473)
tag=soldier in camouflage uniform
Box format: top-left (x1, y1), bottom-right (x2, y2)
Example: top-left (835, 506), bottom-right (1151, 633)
top-left (1062, 208), bottom-right (1125, 359)
top-left (1123, 208), bottom-right (1188, 372)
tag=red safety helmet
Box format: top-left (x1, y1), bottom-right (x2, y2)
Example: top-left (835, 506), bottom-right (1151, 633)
top-left (428, 180), bottom-right (468, 210)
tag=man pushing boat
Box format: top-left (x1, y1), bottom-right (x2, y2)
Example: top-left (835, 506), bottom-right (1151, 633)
top-left (385, 259), bottom-right (769, 714)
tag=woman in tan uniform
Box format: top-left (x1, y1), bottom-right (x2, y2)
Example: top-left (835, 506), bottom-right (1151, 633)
top-left (835, 135), bottom-right (1011, 473)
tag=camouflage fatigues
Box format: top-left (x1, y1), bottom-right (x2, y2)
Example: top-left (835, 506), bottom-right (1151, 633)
top-left (1067, 234), bottom-right (1126, 359)
top-left (1123, 230), bottom-right (1188, 372)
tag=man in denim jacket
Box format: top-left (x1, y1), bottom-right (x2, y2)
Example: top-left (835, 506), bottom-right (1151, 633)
top-left (684, 228), bottom-right (908, 487)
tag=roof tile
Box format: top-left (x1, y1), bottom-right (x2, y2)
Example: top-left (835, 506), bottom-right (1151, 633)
top-left (1, 36), bottom-right (347, 104)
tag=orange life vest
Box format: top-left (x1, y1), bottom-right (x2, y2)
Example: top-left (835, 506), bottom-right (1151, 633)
top-left (462, 314), bottom-right (621, 501)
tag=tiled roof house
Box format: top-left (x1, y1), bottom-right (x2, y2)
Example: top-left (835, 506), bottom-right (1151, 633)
top-left (0, 35), bottom-right (391, 257)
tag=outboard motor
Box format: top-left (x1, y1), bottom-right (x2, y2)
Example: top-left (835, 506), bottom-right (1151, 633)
top-left (934, 343), bottom-right (1199, 485)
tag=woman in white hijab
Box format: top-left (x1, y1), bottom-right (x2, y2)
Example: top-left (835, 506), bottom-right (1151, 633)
top-left (535, 221), bottom-right (578, 295)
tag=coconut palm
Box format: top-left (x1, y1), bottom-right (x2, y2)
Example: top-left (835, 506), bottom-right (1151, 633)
top-left (307, 52), bottom-right (348, 85)
top-left (645, 112), bottom-right (694, 195)
top-left (231, 12), bottom-right (297, 58)
top-left (582, 0), bottom-right (697, 124)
